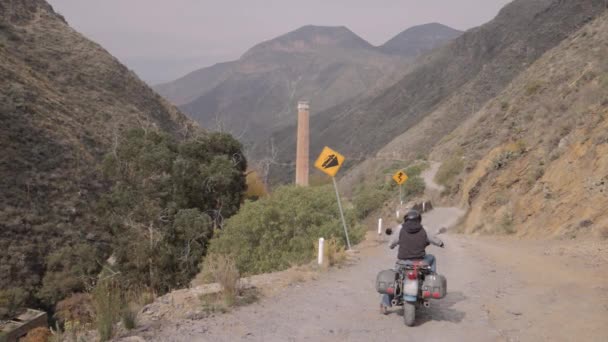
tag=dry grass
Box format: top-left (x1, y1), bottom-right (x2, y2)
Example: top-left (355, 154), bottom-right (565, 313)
top-left (21, 327), bottom-right (52, 342)
top-left (55, 293), bottom-right (95, 326)
top-left (201, 254), bottom-right (241, 306)
top-left (314, 237), bottom-right (348, 269)
top-left (198, 288), bottom-right (260, 317)
top-left (435, 155), bottom-right (464, 187)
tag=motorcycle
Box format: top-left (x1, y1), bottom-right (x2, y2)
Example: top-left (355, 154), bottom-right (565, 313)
top-left (376, 229), bottom-right (447, 326)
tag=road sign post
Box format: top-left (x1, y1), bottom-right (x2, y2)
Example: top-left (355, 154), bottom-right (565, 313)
top-left (392, 170), bottom-right (408, 210)
top-left (332, 177), bottom-right (351, 250)
top-left (314, 146), bottom-right (351, 250)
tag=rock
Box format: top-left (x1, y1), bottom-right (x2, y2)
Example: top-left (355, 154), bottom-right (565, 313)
top-left (579, 219), bottom-right (593, 228)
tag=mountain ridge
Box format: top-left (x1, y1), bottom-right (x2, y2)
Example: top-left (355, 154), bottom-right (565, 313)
top-left (0, 0), bottom-right (196, 302)
top-left (379, 22), bottom-right (463, 57)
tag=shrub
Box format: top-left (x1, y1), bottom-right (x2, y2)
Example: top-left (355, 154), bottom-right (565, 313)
top-left (245, 171), bottom-right (268, 200)
top-left (55, 293), bottom-right (95, 326)
top-left (403, 162), bottom-right (429, 178)
top-left (492, 151), bottom-right (516, 170)
top-left (39, 244), bottom-right (104, 306)
top-left (121, 304), bottom-right (137, 331)
top-left (21, 327), bottom-right (52, 342)
top-left (525, 81), bottom-right (543, 96)
top-left (200, 254), bottom-right (240, 306)
top-left (499, 211), bottom-right (516, 235)
top-left (435, 156), bottom-right (464, 186)
top-left (403, 176), bottom-right (425, 198)
top-left (325, 238), bottom-right (347, 267)
top-left (0, 287), bottom-right (28, 319)
top-left (353, 184), bottom-right (392, 219)
top-left (100, 129), bottom-right (246, 295)
top-left (208, 185), bottom-right (364, 275)
top-left (92, 279), bottom-right (122, 341)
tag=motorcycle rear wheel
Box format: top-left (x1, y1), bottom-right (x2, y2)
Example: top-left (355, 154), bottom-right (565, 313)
top-left (403, 302), bottom-right (416, 326)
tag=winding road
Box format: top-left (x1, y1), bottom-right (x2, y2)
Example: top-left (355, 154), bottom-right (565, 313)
top-left (124, 164), bottom-right (608, 342)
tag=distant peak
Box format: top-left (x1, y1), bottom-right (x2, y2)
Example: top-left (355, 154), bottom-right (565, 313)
top-left (380, 22), bottom-right (463, 57)
top-left (243, 25), bottom-right (373, 58)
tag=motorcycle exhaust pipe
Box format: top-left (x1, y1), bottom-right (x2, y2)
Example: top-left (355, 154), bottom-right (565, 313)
top-left (423, 301), bottom-right (431, 308)
top-left (391, 299), bottom-right (398, 306)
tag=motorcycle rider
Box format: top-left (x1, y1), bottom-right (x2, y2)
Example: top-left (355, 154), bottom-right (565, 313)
top-left (381, 209), bottom-right (444, 314)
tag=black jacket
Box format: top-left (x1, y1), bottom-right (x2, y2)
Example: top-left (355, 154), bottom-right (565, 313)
top-left (389, 220), bottom-right (443, 260)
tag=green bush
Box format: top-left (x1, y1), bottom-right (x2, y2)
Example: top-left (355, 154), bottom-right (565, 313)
top-left (0, 287), bottom-right (28, 319)
top-left (353, 184), bottom-right (392, 219)
top-left (402, 176), bottom-right (425, 198)
top-left (38, 244), bottom-right (105, 305)
top-left (208, 185), bottom-right (365, 275)
top-left (99, 129), bottom-right (247, 294)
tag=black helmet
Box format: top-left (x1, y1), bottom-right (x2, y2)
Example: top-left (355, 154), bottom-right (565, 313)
top-left (405, 209), bottom-right (421, 222)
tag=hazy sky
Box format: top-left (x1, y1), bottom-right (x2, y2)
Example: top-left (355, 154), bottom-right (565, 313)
top-left (47, 0), bottom-right (511, 84)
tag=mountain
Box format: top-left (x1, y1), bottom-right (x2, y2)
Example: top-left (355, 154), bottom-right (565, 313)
top-left (380, 23), bottom-right (463, 57)
top-left (271, 0), bottom-right (606, 183)
top-left (154, 24), bottom-right (460, 154)
top-left (155, 25), bottom-right (407, 148)
top-left (429, 10), bottom-right (608, 237)
top-left (0, 0), bottom-right (195, 301)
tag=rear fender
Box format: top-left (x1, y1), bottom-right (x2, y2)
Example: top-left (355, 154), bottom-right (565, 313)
top-left (403, 295), bottom-right (417, 302)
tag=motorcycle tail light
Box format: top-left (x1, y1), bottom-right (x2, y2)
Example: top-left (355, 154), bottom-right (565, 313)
top-left (387, 287), bottom-right (394, 295)
top-left (432, 292), bottom-right (441, 298)
top-left (407, 271), bottom-right (417, 280)
top-left (423, 291), bottom-right (431, 298)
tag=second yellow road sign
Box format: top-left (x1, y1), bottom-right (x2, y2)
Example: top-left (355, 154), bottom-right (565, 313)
top-left (392, 170), bottom-right (408, 185)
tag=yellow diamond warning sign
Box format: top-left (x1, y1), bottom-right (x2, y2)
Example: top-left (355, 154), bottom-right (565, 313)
top-left (314, 146), bottom-right (345, 177)
top-left (392, 170), bottom-right (408, 185)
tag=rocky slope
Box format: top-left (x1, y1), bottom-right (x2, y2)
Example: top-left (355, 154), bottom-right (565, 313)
top-left (273, 0), bottom-right (606, 183)
top-left (154, 24), bottom-right (460, 153)
top-left (430, 11), bottom-right (608, 238)
top-left (0, 0), bottom-right (195, 301)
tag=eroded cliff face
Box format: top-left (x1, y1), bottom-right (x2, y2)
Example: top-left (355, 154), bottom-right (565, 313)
top-left (431, 12), bottom-right (608, 238)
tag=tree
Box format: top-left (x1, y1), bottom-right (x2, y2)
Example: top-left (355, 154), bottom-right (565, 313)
top-left (100, 129), bottom-right (247, 294)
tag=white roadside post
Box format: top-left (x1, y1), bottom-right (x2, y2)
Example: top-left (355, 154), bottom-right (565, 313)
top-left (396, 210), bottom-right (400, 219)
top-left (378, 218), bottom-right (383, 235)
top-left (318, 238), bottom-right (325, 265)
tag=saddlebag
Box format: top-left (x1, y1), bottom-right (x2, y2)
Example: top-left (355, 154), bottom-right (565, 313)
top-left (422, 274), bottom-right (447, 299)
top-left (376, 270), bottom-right (398, 295)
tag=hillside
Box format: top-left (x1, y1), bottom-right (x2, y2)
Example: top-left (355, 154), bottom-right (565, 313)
top-left (154, 24), bottom-right (460, 154)
top-left (0, 0), bottom-right (195, 304)
top-left (272, 0), bottom-right (606, 183)
top-left (429, 11), bottom-right (608, 238)
top-left (379, 23), bottom-right (462, 57)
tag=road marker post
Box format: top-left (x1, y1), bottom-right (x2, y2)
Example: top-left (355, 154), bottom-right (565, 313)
top-left (314, 146), bottom-right (351, 250)
top-left (318, 238), bottom-right (324, 265)
top-left (378, 218), bottom-right (382, 235)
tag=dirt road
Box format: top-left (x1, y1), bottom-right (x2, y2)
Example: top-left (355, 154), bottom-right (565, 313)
top-left (123, 206), bottom-right (608, 342)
